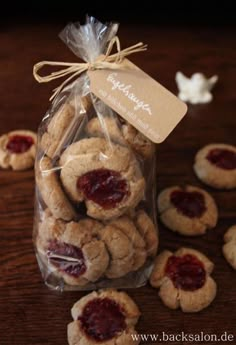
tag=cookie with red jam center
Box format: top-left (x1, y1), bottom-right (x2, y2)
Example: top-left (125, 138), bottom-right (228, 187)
top-left (6, 135), bottom-right (34, 153)
top-left (158, 185), bottom-right (218, 236)
top-left (47, 241), bottom-right (87, 278)
top-left (165, 254), bottom-right (206, 291)
top-left (36, 214), bottom-right (109, 286)
top-left (60, 137), bottom-right (145, 220)
top-left (0, 130), bottom-right (37, 170)
top-left (150, 248), bottom-right (217, 313)
top-left (207, 148), bottom-right (236, 170)
top-left (194, 143), bottom-right (236, 189)
top-left (78, 298), bottom-right (126, 341)
top-left (68, 289), bottom-right (141, 345)
top-left (77, 168), bottom-right (129, 210)
top-left (170, 190), bottom-right (206, 218)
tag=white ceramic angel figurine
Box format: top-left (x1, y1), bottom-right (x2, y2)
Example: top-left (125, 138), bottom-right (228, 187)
top-left (176, 72), bottom-right (218, 104)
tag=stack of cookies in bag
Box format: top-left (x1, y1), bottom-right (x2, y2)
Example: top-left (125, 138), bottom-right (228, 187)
top-left (35, 95), bottom-right (158, 289)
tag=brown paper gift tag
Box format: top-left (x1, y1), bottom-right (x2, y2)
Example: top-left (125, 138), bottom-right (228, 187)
top-left (88, 59), bottom-right (187, 143)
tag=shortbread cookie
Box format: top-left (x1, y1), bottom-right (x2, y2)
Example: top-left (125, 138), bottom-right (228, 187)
top-left (122, 122), bottom-right (154, 159)
top-left (194, 143), bottom-right (236, 189)
top-left (36, 156), bottom-right (76, 221)
top-left (134, 210), bottom-right (158, 258)
top-left (60, 137), bottom-right (145, 220)
top-left (86, 116), bottom-right (154, 158)
top-left (41, 102), bottom-right (75, 158)
top-left (158, 185), bottom-right (218, 236)
top-left (36, 214), bottom-right (109, 286)
top-left (150, 248), bottom-right (217, 312)
top-left (99, 216), bottom-right (147, 278)
top-left (86, 116), bottom-right (125, 144)
top-left (223, 225), bottom-right (236, 269)
top-left (68, 289), bottom-right (141, 344)
top-left (0, 130), bottom-right (37, 170)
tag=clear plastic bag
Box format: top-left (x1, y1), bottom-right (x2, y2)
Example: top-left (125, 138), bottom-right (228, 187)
top-left (33, 16), bottom-right (158, 291)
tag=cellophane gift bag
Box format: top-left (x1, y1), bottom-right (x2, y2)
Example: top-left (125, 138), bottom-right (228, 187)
top-left (33, 16), bottom-right (158, 291)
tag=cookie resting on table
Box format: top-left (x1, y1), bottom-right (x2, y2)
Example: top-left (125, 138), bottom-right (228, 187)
top-left (59, 137), bottom-right (145, 220)
top-left (36, 212), bottom-right (109, 286)
top-left (86, 116), bottom-right (154, 159)
top-left (223, 225), bottom-right (236, 269)
top-left (194, 143), bottom-right (236, 189)
top-left (158, 185), bottom-right (218, 236)
top-left (68, 289), bottom-right (141, 345)
top-left (36, 156), bottom-right (76, 221)
top-left (0, 130), bottom-right (37, 170)
top-left (150, 248), bottom-right (217, 312)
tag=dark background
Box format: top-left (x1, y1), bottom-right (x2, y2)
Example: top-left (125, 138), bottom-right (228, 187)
top-left (1, 1), bottom-right (236, 27)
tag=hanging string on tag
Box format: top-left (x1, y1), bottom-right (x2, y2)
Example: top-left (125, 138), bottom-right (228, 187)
top-left (33, 36), bottom-right (147, 101)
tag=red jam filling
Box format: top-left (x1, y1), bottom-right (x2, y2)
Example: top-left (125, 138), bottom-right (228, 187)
top-left (170, 190), bottom-right (206, 218)
top-left (207, 148), bottom-right (236, 170)
top-left (6, 135), bottom-right (34, 153)
top-left (77, 168), bottom-right (129, 209)
top-left (78, 297), bottom-right (126, 342)
top-left (165, 254), bottom-right (206, 291)
top-left (47, 241), bottom-right (86, 278)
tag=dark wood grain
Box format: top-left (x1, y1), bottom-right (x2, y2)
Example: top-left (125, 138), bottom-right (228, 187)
top-left (0, 23), bottom-right (236, 345)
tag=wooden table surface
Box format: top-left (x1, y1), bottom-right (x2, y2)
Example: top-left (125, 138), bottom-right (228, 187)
top-left (0, 23), bottom-right (236, 345)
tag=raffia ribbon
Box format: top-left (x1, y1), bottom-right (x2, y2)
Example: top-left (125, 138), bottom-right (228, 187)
top-left (33, 36), bottom-right (147, 101)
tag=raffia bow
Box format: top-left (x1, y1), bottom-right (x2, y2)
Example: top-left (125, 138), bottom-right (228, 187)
top-left (33, 36), bottom-right (147, 101)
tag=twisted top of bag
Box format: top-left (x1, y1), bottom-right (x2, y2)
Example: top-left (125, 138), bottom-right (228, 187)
top-left (33, 36), bottom-right (147, 101)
